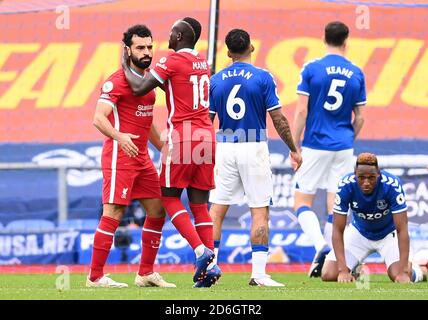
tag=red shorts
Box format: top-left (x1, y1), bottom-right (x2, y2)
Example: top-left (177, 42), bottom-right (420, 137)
top-left (159, 140), bottom-right (215, 190)
top-left (102, 162), bottom-right (161, 205)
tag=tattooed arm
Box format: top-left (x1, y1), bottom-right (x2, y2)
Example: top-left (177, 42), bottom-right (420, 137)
top-left (269, 108), bottom-right (302, 171)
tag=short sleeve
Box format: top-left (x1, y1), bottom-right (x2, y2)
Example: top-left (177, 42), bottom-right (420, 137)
top-left (296, 63), bottom-right (311, 96)
top-left (151, 55), bottom-right (174, 84)
top-left (388, 177), bottom-right (408, 214)
top-left (355, 71), bottom-right (366, 106)
top-left (98, 77), bottom-right (124, 108)
top-left (263, 72), bottom-right (282, 112)
top-left (333, 182), bottom-right (351, 215)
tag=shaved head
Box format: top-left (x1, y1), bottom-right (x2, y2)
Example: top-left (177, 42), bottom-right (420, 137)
top-left (174, 20), bottom-right (195, 43)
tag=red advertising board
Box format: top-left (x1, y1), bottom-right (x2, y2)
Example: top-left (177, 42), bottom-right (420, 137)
top-left (1, 0), bottom-right (427, 142)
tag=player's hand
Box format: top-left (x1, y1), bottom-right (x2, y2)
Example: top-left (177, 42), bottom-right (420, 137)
top-left (117, 132), bottom-right (139, 157)
top-left (289, 151), bottom-right (302, 171)
top-left (121, 45), bottom-right (131, 70)
top-left (338, 271), bottom-right (355, 283)
top-left (394, 272), bottom-right (411, 284)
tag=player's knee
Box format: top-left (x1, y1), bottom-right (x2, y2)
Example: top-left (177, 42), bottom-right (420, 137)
top-left (103, 204), bottom-right (125, 221)
top-left (321, 270), bottom-right (336, 282)
top-left (321, 262), bottom-right (337, 281)
top-left (386, 263), bottom-right (399, 282)
top-left (149, 206), bottom-right (166, 218)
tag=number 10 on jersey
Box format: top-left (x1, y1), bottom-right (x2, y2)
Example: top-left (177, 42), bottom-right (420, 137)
top-left (190, 75), bottom-right (210, 109)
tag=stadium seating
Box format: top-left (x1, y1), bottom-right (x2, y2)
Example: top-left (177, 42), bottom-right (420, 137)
top-left (5, 219), bottom-right (56, 232)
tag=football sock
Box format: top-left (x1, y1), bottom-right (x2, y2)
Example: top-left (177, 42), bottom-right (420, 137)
top-left (324, 214), bottom-right (333, 249)
top-left (213, 240), bottom-right (220, 265)
top-left (411, 264), bottom-right (424, 282)
top-left (251, 245), bottom-right (268, 279)
top-left (296, 206), bottom-right (328, 253)
top-left (190, 202), bottom-right (214, 250)
top-left (138, 216), bottom-right (165, 276)
top-left (161, 196), bottom-right (203, 250)
top-left (194, 244), bottom-right (205, 258)
top-left (207, 240), bottom-right (220, 270)
top-left (89, 215), bottom-right (120, 282)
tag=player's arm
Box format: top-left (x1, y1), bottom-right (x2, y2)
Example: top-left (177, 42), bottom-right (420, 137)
top-left (293, 94), bottom-right (308, 150)
top-left (93, 101), bottom-right (139, 157)
top-left (332, 211), bottom-right (354, 282)
top-left (352, 106), bottom-right (365, 139)
top-left (393, 211), bottom-right (411, 283)
top-left (121, 47), bottom-right (161, 96)
top-left (149, 123), bottom-right (164, 152)
top-left (269, 108), bottom-right (302, 171)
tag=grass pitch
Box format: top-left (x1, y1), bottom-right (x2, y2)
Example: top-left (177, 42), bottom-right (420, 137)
top-left (1, 273), bottom-right (427, 300)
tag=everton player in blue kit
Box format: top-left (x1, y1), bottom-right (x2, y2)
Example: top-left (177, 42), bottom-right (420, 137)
top-left (209, 29), bottom-right (302, 287)
top-left (292, 21), bottom-right (366, 277)
top-left (321, 153), bottom-right (424, 283)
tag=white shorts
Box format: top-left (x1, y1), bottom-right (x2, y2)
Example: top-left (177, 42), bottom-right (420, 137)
top-left (325, 224), bottom-right (401, 270)
top-left (293, 147), bottom-right (354, 194)
top-left (209, 142), bottom-right (273, 208)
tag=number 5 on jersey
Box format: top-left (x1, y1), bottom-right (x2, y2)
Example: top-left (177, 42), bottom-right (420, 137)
top-left (324, 79), bottom-right (346, 111)
top-left (190, 75), bottom-right (210, 109)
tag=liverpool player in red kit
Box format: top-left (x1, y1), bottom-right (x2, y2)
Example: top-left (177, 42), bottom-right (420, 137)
top-left (87, 25), bottom-right (175, 288)
top-left (122, 17), bottom-right (221, 287)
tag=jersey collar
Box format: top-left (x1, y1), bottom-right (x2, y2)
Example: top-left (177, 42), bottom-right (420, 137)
top-left (130, 67), bottom-right (144, 78)
top-left (177, 48), bottom-right (198, 56)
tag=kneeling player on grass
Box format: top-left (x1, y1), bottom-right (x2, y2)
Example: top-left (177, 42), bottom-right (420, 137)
top-left (86, 25), bottom-right (175, 289)
top-left (321, 152), bottom-right (424, 283)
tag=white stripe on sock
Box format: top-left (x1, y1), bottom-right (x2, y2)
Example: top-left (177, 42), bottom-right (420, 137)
top-left (96, 228), bottom-right (115, 237)
top-left (194, 222), bottom-right (213, 227)
top-left (170, 209), bottom-right (187, 222)
top-left (142, 227), bottom-right (162, 234)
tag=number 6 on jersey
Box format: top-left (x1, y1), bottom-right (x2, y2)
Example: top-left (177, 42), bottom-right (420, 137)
top-left (226, 84), bottom-right (246, 120)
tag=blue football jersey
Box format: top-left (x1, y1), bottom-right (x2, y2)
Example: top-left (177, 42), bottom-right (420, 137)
top-left (333, 170), bottom-right (408, 241)
top-left (209, 62), bottom-right (281, 143)
top-left (297, 54), bottom-right (366, 151)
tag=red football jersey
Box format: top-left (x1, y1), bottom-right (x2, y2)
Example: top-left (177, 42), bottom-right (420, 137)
top-left (151, 49), bottom-right (214, 143)
top-left (98, 69), bottom-right (156, 170)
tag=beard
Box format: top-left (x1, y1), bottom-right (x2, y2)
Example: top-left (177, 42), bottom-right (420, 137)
top-left (131, 54), bottom-right (152, 69)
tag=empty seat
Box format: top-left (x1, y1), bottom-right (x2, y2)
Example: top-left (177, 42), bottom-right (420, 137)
top-left (5, 219), bottom-right (56, 232)
top-left (57, 219), bottom-right (99, 230)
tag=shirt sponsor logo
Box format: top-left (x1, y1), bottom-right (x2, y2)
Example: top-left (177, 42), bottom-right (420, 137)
top-left (135, 105), bottom-right (153, 117)
top-left (356, 209), bottom-right (390, 220)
